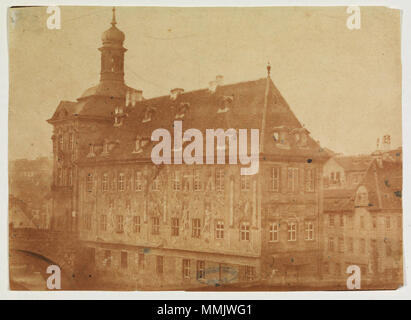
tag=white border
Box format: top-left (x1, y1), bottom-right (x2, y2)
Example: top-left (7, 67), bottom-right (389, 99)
top-left (1, 0), bottom-right (410, 300)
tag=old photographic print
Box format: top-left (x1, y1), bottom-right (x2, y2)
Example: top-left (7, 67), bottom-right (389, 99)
top-left (8, 6), bottom-right (402, 291)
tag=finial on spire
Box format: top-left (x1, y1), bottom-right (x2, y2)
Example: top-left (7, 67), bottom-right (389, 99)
top-left (267, 61), bottom-right (271, 77)
top-left (111, 7), bottom-right (117, 26)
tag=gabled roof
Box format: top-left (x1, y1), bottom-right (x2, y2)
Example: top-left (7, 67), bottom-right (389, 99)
top-left (75, 77), bottom-right (329, 164)
top-left (324, 159), bottom-right (402, 213)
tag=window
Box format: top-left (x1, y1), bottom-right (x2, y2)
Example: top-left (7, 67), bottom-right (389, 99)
top-left (329, 237), bottom-right (334, 251)
top-left (156, 256), bottom-right (164, 274)
top-left (215, 168), bottom-right (225, 192)
top-left (84, 214), bottom-right (92, 230)
top-left (372, 216), bottom-right (377, 228)
top-left (360, 239), bottom-right (366, 253)
top-left (340, 215), bottom-right (344, 227)
top-left (241, 175), bottom-right (250, 191)
top-left (215, 220), bottom-right (224, 239)
top-left (151, 176), bottom-right (160, 191)
top-left (121, 251), bottom-right (128, 269)
top-left (108, 198), bottom-right (114, 210)
top-left (59, 135), bottom-right (64, 151)
top-left (360, 216), bottom-right (365, 229)
top-left (116, 215), bottom-right (124, 233)
top-left (244, 266), bottom-right (256, 281)
top-left (138, 253), bottom-right (145, 269)
top-left (171, 218), bottom-right (179, 236)
top-left (329, 215), bottom-right (335, 227)
top-left (385, 216), bottom-right (391, 230)
top-left (183, 259), bottom-right (190, 279)
top-left (100, 215), bottom-right (107, 231)
top-left (192, 218), bottom-right (201, 238)
top-left (271, 167), bottom-right (280, 192)
top-left (269, 222), bottom-right (279, 242)
top-left (125, 199), bottom-right (131, 212)
top-left (323, 262), bottom-right (329, 274)
top-left (240, 221), bottom-right (250, 241)
top-left (305, 221), bottom-right (314, 240)
top-left (135, 171), bottom-right (143, 191)
top-left (335, 172), bottom-right (341, 183)
top-left (335, 263), bottom-right (341, 275)
top-left (287, 222), bottom-right (297, 241)
top-left (339, 237), bottom-right (344, 253)
top-left (57, 168), bottom-right (63, 186)
top-left (151, 217), bottom-right (160, 235)
top-left (173, 171), bottom-right (180, 191)
top-left (348, 215), bottom-right (353, 228)
top-left (118, 173), bottom-right (125, 191)
top-left (348, 237), bottom-right (354, 252)
top-left (69, 134), bottom-right (74, 151)
top-left (102, 173), bottom-right (108, 191)
top-left (194, 169), bottom-right (201, 191)
top-left (86, 173), bottom-right (93, 192)
top-left (68, 168), bottom-right (73, 186)
top-left (111, 174), bottom-right (117, 191)
top-left (133, 216), bottom-right (141, 233)
top-left (386, 242), bottom-right (392, 256)
top-left (287, 167), bottom-right (299, 192)
top-left (196, 260), bottom-right (205, 280)
top-left (104, 250), bottom-right (111, 267)
top-left (305, 168), bottom-right (315, 192)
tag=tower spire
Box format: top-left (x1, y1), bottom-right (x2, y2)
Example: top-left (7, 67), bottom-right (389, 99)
top-left (111, 7), bottom-right (117, 26)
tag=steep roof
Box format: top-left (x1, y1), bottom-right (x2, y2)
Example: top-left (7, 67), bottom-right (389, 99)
top-left (76, 77), bottom-right (329, 164)
top-left (324, 159), bottom-right (402, 213)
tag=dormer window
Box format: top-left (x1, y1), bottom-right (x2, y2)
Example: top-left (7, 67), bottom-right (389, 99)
top-left (126, 89), bottom-right (143, 107)
top-left (114, 106), bottom-right (127, 127)
top-left (142, 106), bottom-right (155, 123)
top-left (133, 136), bottom-right (143, 154)
top-left (132, 136), bottom-right (149, 154)
top-left (217, 95), bottom-right (234, 114)
top-left (170, 88), bottom-right (184, 101)
top-left (102, 140), bottom-right (109, 155)
top-left (355, 186), bottom-right (369, 207)
top-left (291, 128), bottom-right (309, 147)
top-left (87, 144), bottom-right (96, 158)
top-left (175, 102), bottom-right (190, 119)
top-left (272, 126), bottom-right (290, 149)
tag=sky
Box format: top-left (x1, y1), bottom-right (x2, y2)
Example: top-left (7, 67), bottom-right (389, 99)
top-left (8, 6), bottom-right (402, 160)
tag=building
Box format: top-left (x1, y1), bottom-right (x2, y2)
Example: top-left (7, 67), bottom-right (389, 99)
top-left (322, 158), bottom-right (402, 288)
top-left (47, 9), bottom-right (329, 289)
top-left (9, 157), bottom-right (53, 229)
top-left (323, 155), bottom-right (373, 190)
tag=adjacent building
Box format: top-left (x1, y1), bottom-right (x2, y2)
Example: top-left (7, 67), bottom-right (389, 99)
top-left (322, 152), bottom-right (402, 288)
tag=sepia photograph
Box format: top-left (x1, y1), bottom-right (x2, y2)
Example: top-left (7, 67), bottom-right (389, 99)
top-left (7, 5), bottom-right (402, 291)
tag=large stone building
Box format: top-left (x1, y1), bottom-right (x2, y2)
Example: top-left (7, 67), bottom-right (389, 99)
top-left (47, 9), bottom-right (329, 289)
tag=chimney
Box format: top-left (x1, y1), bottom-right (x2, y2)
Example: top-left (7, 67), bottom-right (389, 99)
top-left (209, 80), bottom-right (217, 93)
top-left (216, 75), bottom-right (224, 86)
top-left (170, 88), bottom-right (184, 101)
top-left (382, 134), bottom-right (391, 151)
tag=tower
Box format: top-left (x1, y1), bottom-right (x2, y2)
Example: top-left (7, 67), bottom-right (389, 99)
top-left (99, 7), bottom-right (126, 85)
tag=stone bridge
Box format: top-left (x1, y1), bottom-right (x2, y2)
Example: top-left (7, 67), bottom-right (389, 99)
top-left (9, 227), bottom-right (96, 289)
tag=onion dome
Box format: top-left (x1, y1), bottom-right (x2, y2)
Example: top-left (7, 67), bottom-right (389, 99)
top-left (101, 7), bottom-right (125, 45)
